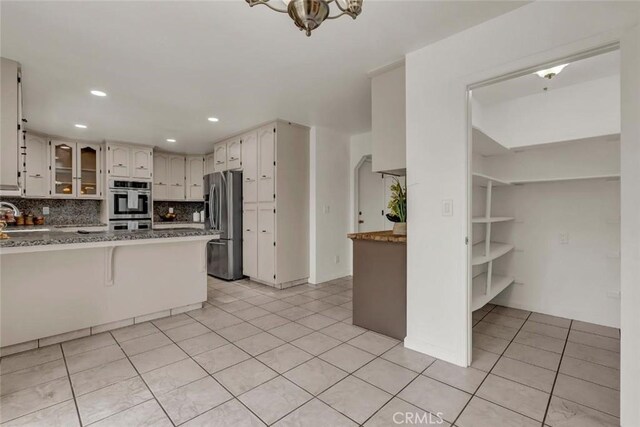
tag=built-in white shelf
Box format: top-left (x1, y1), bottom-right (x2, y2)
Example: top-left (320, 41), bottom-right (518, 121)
top-left (472, 241), bottom-right (514, 265)
top-left (472, 172), bottom-right (510, 187)
top-left (472, 217), bottom-right (514, 224)
top-left (472, 272), bottom-right (515, 311)
top-left (510, 174), bottom-right (620, 185)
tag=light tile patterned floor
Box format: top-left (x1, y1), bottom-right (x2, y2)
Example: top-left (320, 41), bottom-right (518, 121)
top-left (0, 276), bottom-right (621, 426)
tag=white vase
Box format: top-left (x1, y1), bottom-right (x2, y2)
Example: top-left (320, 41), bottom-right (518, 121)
top-left (392, 222), bottom-right (407, 235)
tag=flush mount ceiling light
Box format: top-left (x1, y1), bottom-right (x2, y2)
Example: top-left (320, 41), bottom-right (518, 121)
top-left (534, 64), bottom-right (569, 80)
top-left (90, 90), bottom-right (107, 97)
top-left (246, 0), bottom-right (363, 37)
top-left (74, 124), bottom-right (87, 129)
top-left (208, 117), bottom-right (219, 122)
top-left (166, 138), bottom-right (176, 143)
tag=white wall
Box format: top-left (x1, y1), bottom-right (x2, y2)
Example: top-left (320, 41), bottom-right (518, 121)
top-left (475, 75), bottom-right (620, 148)
top-left (309, 126), bottom-right (351, 284)
top-left (349, 132), bottom-right (373, 234)
top-left (404, 3), bottom-right (639, 424)
top-left (490, 179), bottom-right (621, 327)
top-left (620, 24), bottom-right (640, 426)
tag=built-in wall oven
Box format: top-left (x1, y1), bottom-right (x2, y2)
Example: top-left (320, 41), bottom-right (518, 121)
top-left (109, 180), bottom-right (151, 220)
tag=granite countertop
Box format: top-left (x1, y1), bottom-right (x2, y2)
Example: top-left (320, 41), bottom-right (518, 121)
top-left (347, 230), bottom-right (407, 243)
top-left (0, 228), bottom-right (219, 248)
top-left (4, 223), bottom-right (108, 231)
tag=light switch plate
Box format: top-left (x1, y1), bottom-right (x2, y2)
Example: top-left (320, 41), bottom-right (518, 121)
top-left (442, 199), bottom-right (453, 216)
top-left (559, 233), bottom-right (569, 244)
top-left (42, 207), bottom-right (50, 215)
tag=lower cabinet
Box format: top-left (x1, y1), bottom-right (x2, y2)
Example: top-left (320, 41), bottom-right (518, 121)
top-left (242, 204), bottom-right (258, 278)
top-left (257, 205), bottom-right (275, 283)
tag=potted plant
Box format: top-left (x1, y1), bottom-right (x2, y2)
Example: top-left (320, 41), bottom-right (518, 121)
top-left (386, 178), bottom-right (407, 235)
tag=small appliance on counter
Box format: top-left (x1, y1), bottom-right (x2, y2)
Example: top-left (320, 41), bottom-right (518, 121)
top-left (204, 171), bottom-right (243, 280)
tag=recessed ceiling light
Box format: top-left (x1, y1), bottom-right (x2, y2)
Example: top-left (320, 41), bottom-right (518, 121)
top-left (90, 90), bottom-right (107, 97)
top-left (74, 124), bottom-right (87, 129)
top-left (166, 138), bottom-right (176, 143)
top-left (534, 64), bottom-right (569, 79)
top-left (208, 117), bottom-right (219, 122)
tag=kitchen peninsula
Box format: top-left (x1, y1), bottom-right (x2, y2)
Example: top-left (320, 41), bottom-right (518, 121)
top-left (348, 230), bottom-right (406, 340)
top-left (0, 228), bottom-right (218, 353)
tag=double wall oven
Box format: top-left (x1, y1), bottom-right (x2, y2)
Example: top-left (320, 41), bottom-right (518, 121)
top-left (108, 180), bottom-right (152, 231)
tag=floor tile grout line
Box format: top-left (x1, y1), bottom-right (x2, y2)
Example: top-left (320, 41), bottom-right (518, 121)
top-left (452, 305), bottom-right (539, 426)
top-left (104, 330), bottom-right (178, 427)
top-left (541, 319), bottom-right (572, 425)
top-left (59, 346), bottom-right (84, 425)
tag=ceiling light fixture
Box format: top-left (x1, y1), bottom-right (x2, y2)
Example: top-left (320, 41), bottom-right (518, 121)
top-left (74, 124), bottom-right (87, 129)
top-left (246, 0), bottom-right (363, 37)
top-left (166, 138), bottom-right (176, 143)
top-left (534, 64), bottom-right (569, 80)
top-left (90, 90), bottom-right (107, 97)
top-left (208, 117), bottom-right (219, 122)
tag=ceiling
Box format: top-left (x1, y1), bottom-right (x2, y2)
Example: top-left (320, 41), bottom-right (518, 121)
top-left (1, 1), bottom-right (526, 154)
top-left (473, 49), bottom-right (620, 105)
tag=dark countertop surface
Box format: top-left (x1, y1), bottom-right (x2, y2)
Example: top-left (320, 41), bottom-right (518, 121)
top-left (348, 230), bottom-right (407, 243)
top-left (0, 228), bottom-right (219, 249)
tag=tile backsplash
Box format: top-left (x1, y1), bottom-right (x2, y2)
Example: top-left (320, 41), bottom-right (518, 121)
top-left (0, 197), bottom-right (102, 225)
top-left (153, 201), bottom-right (204, 222)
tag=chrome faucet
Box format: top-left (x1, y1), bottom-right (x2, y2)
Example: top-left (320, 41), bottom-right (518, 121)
top-left (0, 201), bottom-right (21, 216)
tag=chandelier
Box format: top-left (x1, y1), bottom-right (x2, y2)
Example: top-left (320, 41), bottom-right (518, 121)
top-left (246, 0), bottom-right (363, 37)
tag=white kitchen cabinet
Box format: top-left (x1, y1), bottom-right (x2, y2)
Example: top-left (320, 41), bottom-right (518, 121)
top-left (204, 153), bottom-right (216, 175)
top-left (108, 143), bottom-right (130, 177)
top-left (0, 58), bottom-right (21, 195)
top-left (106, 142), bottom-right (153, 180)
top-left (257, 126), bottom-right (275, 203)
top-left (77, 143), bottom-right (101, 198)
top-left (213, 142), bottom-right (227, 172)
top-left (257, 205), bottom-right (275, 283)
top-left (186, 156), bottom-right (204, 200)
top-left (241, 131), bottom-right (258, 203)
top-left (227, 137), bottom-right (242, 170)
top-left (50, 140), bottom-right (102, 199)
top-left (23, 133), bottom-right (49, 198)
top-left (371, 64), bottom-right (406, 174)
top-left (153, 152), bottom-right (169, 200)
top-left (240, 121), bottom-right (309, 288)
top-left (131, 147), bottom-right (152, 179)
top-left (168, 155), bottom-right (186, 200)
top-left (242, 204), bottom-right (258, 278)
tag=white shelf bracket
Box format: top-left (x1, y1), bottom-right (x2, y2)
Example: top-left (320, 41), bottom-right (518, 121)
top-left (105, 246), bottom-right (116, 286)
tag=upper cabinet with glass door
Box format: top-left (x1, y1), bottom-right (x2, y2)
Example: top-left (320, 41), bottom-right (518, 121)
top-left (50, 140), bottom-right (102, 199)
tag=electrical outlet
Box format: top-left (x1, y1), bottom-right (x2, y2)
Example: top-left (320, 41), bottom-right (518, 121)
top-left (334, 255), bottom-right (340, 264)
top-left (442, 199), bottom-right (453, 216)
top-left (169, 207), bottom-right (174, 214)
top-left (42, 207), bottom-right (50, 215)
top-left (559, 233), bottom-right (569, 244)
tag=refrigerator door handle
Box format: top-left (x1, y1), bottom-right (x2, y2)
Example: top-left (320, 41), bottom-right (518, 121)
top-left (208, 241), bottom-right (226, 246)
top-left (214, 184), bottom-right (217, 230)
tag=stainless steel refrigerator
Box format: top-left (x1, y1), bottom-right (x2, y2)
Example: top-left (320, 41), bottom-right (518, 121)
top-left (204, 171), bottom-right (243, 280)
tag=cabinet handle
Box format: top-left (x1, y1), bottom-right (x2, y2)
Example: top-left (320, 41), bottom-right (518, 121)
top-left (229, 157), bottom-right (238, 160)
top-left (117, 163), bottom-right (124, 166)
top-left (246, 228), bottom-right (251, 231)
top-left (29, 174), bottom-right (42, 178)
top-left (261, 230), bottom-right (267, 233)
top-left (261, 175), bottom-right (267, 178)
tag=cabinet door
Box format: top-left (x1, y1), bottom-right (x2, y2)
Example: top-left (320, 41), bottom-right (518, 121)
top-left (257, 205), bottom-right (275, 283)
top-left (227, 138), bottom-right (242, 170)
top-left (132, 148), bottom-right (152, 179)
top-left (77, 143), bottom-right (101, 198)
top-left (51, 140), bottom-right (76, 197)
top-left (242, 204), bottom-right (258, 278)
top-left (186, 156), bottom-right (204, 200)
top-left (109, 144), bottom-right (130, 177)
top-left (213, 142), bottom-right (227, 172)
top-left (241, 131), bottom-right (258, 203)
top-left (257, 126), bottom-right (275, 202)
top-left (24, 134), bottom-right (49, 197)
top-left (204, 153), bottom-right (216, 175)
top-left (168, 156), bottom-right (185, 200)
top-left (153, 153), bottom-right (168, 200)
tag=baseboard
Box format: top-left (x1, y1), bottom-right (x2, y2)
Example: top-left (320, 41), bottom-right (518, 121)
top-left (404, 335), bottom-right (468, 367)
